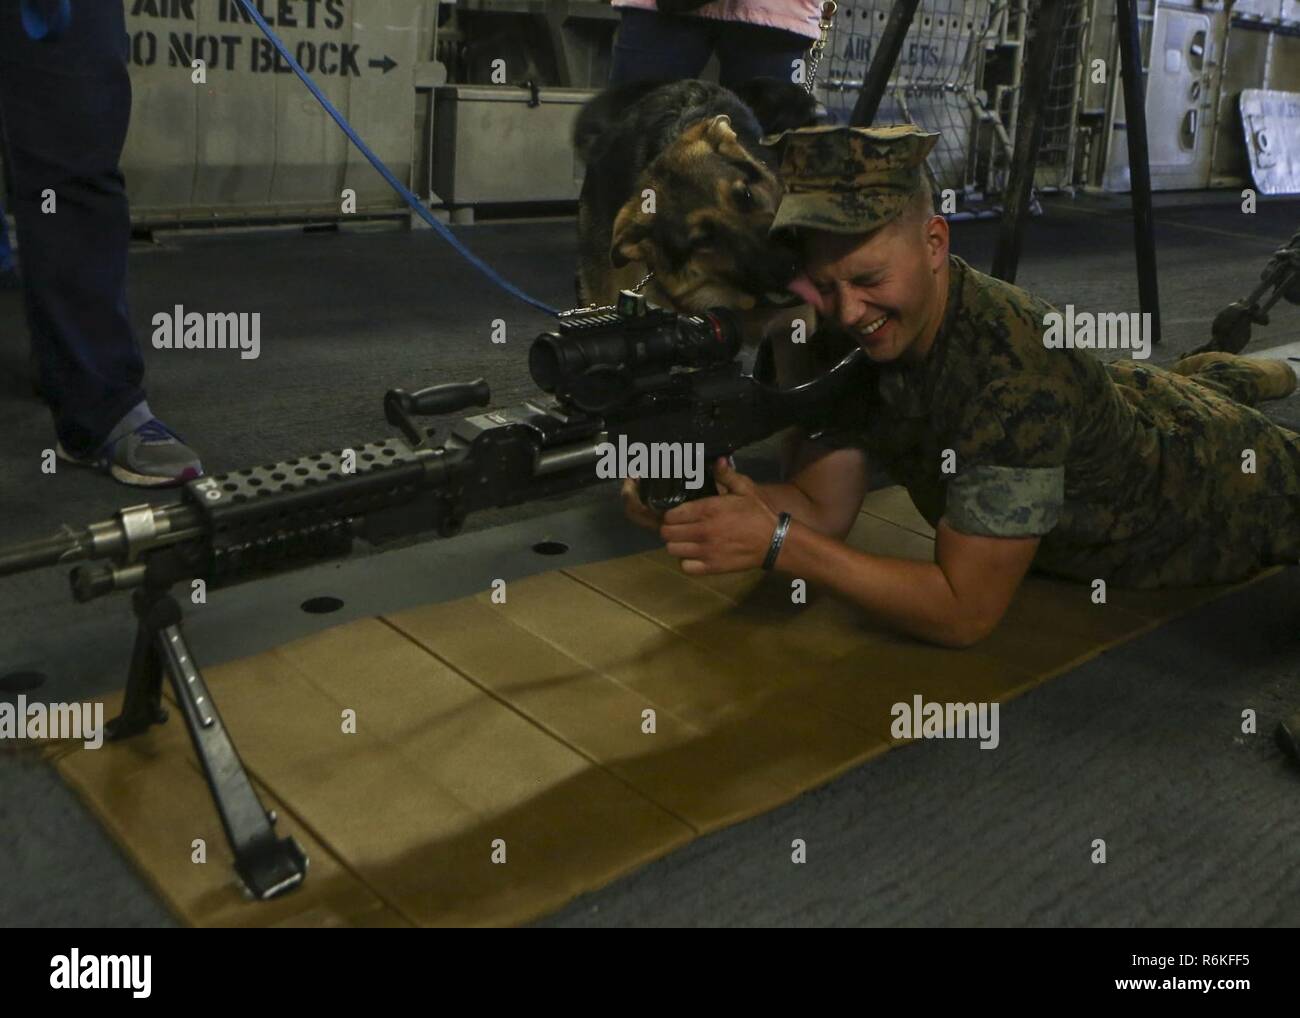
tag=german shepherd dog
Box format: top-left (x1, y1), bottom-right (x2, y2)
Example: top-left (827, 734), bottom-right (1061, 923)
top-left (573, 78), bottom-right (820, 314)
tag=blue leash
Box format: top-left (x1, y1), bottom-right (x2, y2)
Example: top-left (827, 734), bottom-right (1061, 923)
top-left (231, 0), bottom-right (559, 316)
top-left (20, 0), bottom-right (71, 40)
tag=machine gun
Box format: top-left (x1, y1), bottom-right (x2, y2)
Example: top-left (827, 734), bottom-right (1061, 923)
top-left (0, 290), bottom-right (868, 899)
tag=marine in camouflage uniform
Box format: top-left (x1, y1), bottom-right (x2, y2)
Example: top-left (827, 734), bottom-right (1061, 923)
top-left (766, 124), bottom-right (1300, 588)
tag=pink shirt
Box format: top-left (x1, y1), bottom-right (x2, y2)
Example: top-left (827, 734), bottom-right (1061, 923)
top-left (611, 0), bottom-right (823, 41)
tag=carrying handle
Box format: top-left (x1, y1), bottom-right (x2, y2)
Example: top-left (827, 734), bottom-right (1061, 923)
top-left (385, 379), bottom-right (491, 448)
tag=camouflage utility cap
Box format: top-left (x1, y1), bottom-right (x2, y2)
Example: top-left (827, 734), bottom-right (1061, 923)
top-left (767, 124), bottom-right (939, 237)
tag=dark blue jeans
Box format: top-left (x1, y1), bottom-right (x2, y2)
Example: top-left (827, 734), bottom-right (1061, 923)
top-left (0, 199), bottom-right (12, 272)
top-left (610, 8), bottom-right (811, 89)
top-left (0, 0), bottom-right (146, 456)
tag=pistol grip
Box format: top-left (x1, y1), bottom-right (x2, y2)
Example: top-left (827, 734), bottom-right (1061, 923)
top-left (638, 471), bottom-right (720, 512)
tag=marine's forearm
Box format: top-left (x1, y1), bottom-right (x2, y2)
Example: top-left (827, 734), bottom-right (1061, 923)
top-left (755, 481), bottom-right (838, 536)
top-left (772, 520), bottom-right (976, 647)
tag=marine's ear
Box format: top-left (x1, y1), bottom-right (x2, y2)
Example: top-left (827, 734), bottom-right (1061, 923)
top-left (610, 196), bottom-right (653, 268)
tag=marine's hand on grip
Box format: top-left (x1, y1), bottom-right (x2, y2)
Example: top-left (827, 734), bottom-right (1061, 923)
top-left (659, 458), bottom-right (781, 575)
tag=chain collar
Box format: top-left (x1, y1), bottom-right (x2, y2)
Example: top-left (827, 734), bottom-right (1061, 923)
top-left (561, 271), bottom-right (657, 317)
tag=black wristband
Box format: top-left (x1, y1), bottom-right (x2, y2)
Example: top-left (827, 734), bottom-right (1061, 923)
top-left (762, 512), bottom-right (793, 571)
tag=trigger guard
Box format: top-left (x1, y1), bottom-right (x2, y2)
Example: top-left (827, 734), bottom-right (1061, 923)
top-left (638, 478), bottom-right (688, 513)
top-left (645, 491), bottom-right (688, 513)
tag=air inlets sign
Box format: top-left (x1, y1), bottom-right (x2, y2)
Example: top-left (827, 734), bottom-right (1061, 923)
top-left (120, 0), bottom-right (421, 222)
top-left (127, 0), bottom-right (395, 77)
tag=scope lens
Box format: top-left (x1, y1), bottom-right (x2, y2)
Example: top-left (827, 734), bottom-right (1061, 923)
top-left (682, 309), bottom-right (742, 364)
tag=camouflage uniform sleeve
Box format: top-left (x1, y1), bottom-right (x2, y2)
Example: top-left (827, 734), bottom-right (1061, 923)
top-left (946, 377), bottom-right (1072, 538)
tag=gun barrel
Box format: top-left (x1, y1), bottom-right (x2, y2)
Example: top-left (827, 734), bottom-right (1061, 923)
top-left (0, 530), bottom-right (90, 576)
top-left (0, 502), bottom-right (203, 580)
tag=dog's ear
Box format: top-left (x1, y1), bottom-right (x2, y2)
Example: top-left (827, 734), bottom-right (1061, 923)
top-left (705, 113), bottom-right (738, 147)
top-left (679, 114), bottom-right (738, 145)
top-left (610, 197), bottom-right (652, 268)
top-left (703, 114), bottom-right (763, 167)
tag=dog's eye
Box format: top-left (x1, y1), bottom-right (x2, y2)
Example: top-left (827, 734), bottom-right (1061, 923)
top-left (734, 186), bottom-right (757, 211)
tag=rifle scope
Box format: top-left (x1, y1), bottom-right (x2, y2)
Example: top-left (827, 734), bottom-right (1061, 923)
top-left (529, 292), bottom-right (742, 414)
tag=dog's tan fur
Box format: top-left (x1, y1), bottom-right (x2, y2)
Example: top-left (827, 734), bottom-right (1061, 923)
top-left (603, 116), bottom-right (784, 311)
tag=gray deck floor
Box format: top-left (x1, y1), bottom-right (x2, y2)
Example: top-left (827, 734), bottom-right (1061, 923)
top-left (2, 192), bottom-right (1299, 927)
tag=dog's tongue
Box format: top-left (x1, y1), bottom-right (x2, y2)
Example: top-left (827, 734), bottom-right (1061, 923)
top-left (786, 274), bottom-right (823, 310)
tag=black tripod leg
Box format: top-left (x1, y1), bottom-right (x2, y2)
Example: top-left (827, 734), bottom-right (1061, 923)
top-left (991, 0), bottom-right (1068, 283)
top-left (155, 618), bottom-right (308, 900)
top-left (1116, 0), bottom-right (1161, 344)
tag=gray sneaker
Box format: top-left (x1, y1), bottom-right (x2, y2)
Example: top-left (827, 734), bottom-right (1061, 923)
top-left (57, 418), bottom-right (204, 488)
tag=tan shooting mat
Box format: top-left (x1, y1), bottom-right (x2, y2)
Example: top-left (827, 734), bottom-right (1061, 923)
top-left (46, 486), bottom-right (1252, 926)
